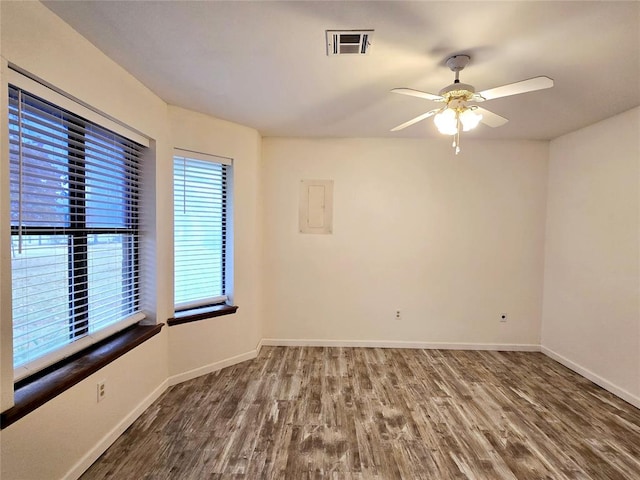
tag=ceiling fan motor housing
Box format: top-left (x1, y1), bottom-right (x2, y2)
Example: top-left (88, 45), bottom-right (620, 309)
top-left (440, 55), bottom-right (476, 101)
top-left (439, 82), bottom-right (476, 101)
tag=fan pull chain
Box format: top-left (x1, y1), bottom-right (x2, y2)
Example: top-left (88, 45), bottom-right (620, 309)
top-left (453, 113), bottom-right (461, 155)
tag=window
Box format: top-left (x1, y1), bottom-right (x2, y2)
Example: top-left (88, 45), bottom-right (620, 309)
top-left (173, 150), bottom-right (231, 312)
top-left (8, 81), bottom-right (147, 380)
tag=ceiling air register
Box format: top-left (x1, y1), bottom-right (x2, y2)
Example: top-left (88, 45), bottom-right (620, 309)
top-left (326, 30), bottom-right (373, 56)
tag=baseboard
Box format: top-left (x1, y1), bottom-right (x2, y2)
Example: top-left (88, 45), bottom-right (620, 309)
top-left (255, 337), bottom-right (264, 355)
top-left (63, 379), bottom-right (169, 480)
top-left (541, 346), bottom-right (640, 409)
top-left (261, 338), bottom-right (540, 352)
top-left (168, 349), bottom-right (259, 386)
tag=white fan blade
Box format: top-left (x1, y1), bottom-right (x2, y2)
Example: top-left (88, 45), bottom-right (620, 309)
top-left (391, 109), bottom-right (441, 131)
top-left (475, 107), bottom-right (508, 128)
top-left (391, 88), bottom-right (443, 102)
top-left (477, 76), bottom-right (554, 101)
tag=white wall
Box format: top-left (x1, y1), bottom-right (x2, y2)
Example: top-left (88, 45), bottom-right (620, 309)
top-left (167, 106), bottom-right (263, 382)
top-left (541, 107), bottom-right (640, 407)
top-left (262, 138), bottom-right (549, 348)
top-left (0, 2), bottom-right (263, 479)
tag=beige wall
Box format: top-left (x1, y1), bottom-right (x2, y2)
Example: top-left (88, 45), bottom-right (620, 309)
top-left (262, 138), bottom-right (549, 347)
top-left (0, 2), bottom-right (263, 479)
top-left (541, 107), bottom-right (640, 406)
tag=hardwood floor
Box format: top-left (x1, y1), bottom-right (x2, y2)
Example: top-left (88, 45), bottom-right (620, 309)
top-left (81, 347), bottom-right (640, 479)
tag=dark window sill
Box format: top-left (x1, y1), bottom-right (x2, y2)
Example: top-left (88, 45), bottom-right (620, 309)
top-left (168, 304), bottom-right (238, 326)
top-left (1, 322), bottom-right (164, 429)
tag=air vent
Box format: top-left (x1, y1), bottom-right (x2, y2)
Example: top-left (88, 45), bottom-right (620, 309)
top-left (326, 30), bottom-right (373, 56)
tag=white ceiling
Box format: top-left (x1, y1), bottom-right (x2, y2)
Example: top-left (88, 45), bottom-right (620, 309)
top-left (43, 1), bottom-right (639, 140)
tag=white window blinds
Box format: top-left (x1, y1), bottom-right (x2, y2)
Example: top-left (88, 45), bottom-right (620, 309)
top-left (173, 150), bottom-right (230, 310)
top-left (9, 83), bottom-right (146, 379)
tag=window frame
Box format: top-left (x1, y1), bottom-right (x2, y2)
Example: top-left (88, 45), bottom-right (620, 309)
top-left (7, 69), bottom-right (149, 381)
top-left (170, 148), bottom-right (236, 325)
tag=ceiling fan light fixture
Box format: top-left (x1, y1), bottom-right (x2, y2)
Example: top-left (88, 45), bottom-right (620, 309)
top-left (390, 53), bottom-right (553, 155)
top-left (459, 107), bottom-right (482, 131)
top-left (434, 105), bottom-right (482, 154)
top-left (434, 108), bottom-right (458, 135)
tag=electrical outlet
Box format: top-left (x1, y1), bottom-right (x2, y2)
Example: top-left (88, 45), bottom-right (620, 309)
top-left (500, 313), bottom-right (508, 323)
top-left (97, 380), bottom-right (106, 402)
top-left (395, 310), bottom-right (401, 320)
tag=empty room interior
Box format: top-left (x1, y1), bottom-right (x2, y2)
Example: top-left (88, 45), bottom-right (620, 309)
top-left (0, 1), bottom-right (639, 479)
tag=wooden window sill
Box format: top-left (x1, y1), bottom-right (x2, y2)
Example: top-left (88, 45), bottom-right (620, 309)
top-left (1, 323), bottom-right (164, 429)
top-left (168, 304), bottom-right (238, 326)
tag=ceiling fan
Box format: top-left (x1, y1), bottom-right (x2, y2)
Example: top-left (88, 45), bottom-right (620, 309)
top-left (391, 55), bottom-right (553, 153)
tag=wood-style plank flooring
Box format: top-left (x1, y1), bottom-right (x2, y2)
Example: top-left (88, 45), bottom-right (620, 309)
top-left (81, 347), bottom-right (640, 479)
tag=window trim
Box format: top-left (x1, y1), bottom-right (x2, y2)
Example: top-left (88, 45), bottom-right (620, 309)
top-left (168, 303), bottom-right (238, 326)
top-left (7, 67), bottom-right (149, 147)
top-left (172, 148), bottom-right (233, 315)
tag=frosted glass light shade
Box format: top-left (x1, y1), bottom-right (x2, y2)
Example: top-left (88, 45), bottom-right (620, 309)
top-left (459, 108), bottom-right (482, 131)
top-left (434, 108), bottom-right (458, 135)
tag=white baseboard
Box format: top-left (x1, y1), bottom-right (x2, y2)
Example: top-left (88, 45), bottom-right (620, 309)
top-left (64, 379), bottom-right (169, 480)
top-left (255, 337), bottom-right (264, 355)
top-left (541, 346), bottom-right (640, 409)
top-left (261, 338), bottom-right (540, 352)
top-left (168, 349), bottom-right (259, 386)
